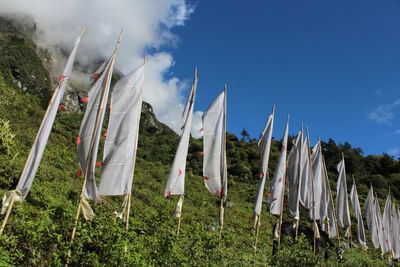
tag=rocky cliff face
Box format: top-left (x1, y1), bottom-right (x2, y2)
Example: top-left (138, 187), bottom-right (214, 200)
top-left (0, 16), bottom-right (174, 134)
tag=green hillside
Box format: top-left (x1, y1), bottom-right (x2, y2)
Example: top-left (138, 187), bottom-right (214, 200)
top-left (0, 19), bottom-right (398, 266)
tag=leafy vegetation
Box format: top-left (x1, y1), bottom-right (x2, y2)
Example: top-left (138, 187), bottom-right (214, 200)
top-left (0, 18), bottom-right (399, 266)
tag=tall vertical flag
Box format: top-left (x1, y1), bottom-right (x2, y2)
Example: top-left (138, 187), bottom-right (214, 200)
top-left (98, 62), bottom-right (146, 197)
top-left (349, 181), bottom-right (367, 248)
top-left (268, 117), bottom-right (289, 215)
top-left (202, 87), bottom-right (227, 227)
top-left (309, 140), bottom-right (328, 222)
top-left (321, 154), bottom-right (338, 238)
top-left (253, 107), bottom-right (274, 218)
top-left (77, 55), bottom-right (115, 204)
top-left (375, 197), bottom-right (389, 254)
top-left (163, 68), bottom-right (197, 218)
top-left (287, 128), bottom-right (303, 220)
top-left (1, 29), bottom-right (84, 231)
top-left (391, 202), bottom-right (400, 259)
top-left (364, 186), bottom-right (380, 248)
top-left (299, 134), bottom-right (312, 210)
top-left (383, 194), bottom-right (393, 254)
top-left (336, 155), bottom-right (351, 236)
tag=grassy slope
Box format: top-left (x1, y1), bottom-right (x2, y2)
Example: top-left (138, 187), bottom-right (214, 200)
top-left (0, 23), bottom-right (397, 266)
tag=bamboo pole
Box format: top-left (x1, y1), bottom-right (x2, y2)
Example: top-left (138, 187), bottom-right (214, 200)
top-left (277, 115), bottom-right (289, 250)
top-left (1, 28), bottom-right (85, 236)
top-left (0, 195), bottom-right (16, 235)
top-left (254, 215), bottom-right (261, 251)
top-left (123, 56), bottom-right (148, 253)
top-left (177, 214), bottom-right (182, 235)
top-left (322, 154), bottom-right (341, 246)
top-left (218, 84), bottom-right (227, 239)
top-left (294, 125), bottom-right (304, 239)
top-left (66, 29), bottom-right (124, 265)
top-left (305, 128), bottom-right (317, 253)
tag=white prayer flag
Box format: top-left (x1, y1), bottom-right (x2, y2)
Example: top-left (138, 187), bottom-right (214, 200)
top-left (163, 70), bottom-right (197, 197)
top-left (364, 186), bottom-right (380, 248)
top-left (350, 182), bottom-right (367, 248)
top-left (268, 118), bottom-right (289, 215)
top-left (287, 129), bottom-right (302, 219)
top-left (11, 31), bottom-right (82, 199)
top-left (98, 63), bottom-right (146, 196)
top-left (202, 90), bottom-right (227, 200)
top-left (253, 107), bottom-right (274, 216)
top-left (77, 56), bottom-right (114, 201)
top-left (336, 156), bottom-right (351, 228)
top-left (309, 141), bottom-right (328, 222)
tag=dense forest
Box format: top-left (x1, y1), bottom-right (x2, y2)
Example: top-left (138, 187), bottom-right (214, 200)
top-left (0, 18), bottom-right (398, 266)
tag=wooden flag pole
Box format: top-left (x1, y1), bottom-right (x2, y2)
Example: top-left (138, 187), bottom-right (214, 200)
top-left (1, 28), bottom-right (86, 237)
top-left (177, 213), bottom-right (182, 235)
top-left (277, 115), bottom-right (289, 250)
top-left (66, 29), bottom-right (123, 265)
top-left (253, 215), bottom-right (261, 251)
top-left (305, 128), bottom-right (317, 253)
top-left (294, 125), bottom-right (304, 239)
top-left (322, 154), bottom-right (341, 246)
top-left (0, 195), bottom-right (16, 235)
top-left (218, 84), bottom-right (228, 239)
top-left (123, 55), bottom-right (148, 253)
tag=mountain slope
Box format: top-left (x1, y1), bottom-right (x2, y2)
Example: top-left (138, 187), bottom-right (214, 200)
top-left (0, 18), bottom-right (397, 266)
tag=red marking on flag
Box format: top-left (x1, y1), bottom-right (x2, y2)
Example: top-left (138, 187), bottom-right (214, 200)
top-left (216, 189), bottom-right (222, 197)
top-left (267, 193), bottom-right (272, 197)
top-left (199, 128), bottom-right (204, 132)
top-left (75, 137), bottom-right (81, 145)
top-left (58, 105), bottom-right (66, 111)
top-left (103, 131), bottom-right (107, 138)
top-left (386, 240), bottom-right (389, 243)
top-left (203, 176), bottom-right (209, 180)
top-left (96, 161), bottom-right (103, 167)
top-left (93, 73), bottom-right (100, 80)
top-left (178, 169), bottom-right (182, 175)
top-left (59, 75), bottom-right (65, 82)
top-left (75, 169), bottom-right (82, 177)
top-left (167, 190), bottom-right (172, 196)
top-left (278, 178), bottom-right (282, 182)
top-left (259, 172), bottom-right (264, 178)
top-left (198, 151), bottom-right (204, 155)
top-left (285, 164), bottom-right (289, 168)
top-left (382, 227), bottom-right (385, 231)
top-left (82, 97), bottom-right (89, 103)
top-left (281, 147), bottom-right (287, 152)
top-left (107, 104), bottom-right (111, 111)
top-left (312, 200), bottom-right (316, 205)
top-left (273, 197), bottom-right (278, 201)
top-left (284, 197), bottom-right (289, 203)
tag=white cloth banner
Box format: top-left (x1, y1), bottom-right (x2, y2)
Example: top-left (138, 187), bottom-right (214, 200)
top-left (268, 119), bottom-right (289, 215)
top-left (202, 91), bottom-right (227, 199)
top-left (98, 63), bottom-right (145, 196)
top-left (336, 157), bottom-right (351, 228)
top-left (77, 56), bottom-right (114, 201)
top-left (15, 33), bottom-right (82, 198)
top-left (350, 183), bottom-right (367, 248)
top-left (253, 109), bottom-right (274, 216)
top-left (163, 72), bottom-right (197, 197)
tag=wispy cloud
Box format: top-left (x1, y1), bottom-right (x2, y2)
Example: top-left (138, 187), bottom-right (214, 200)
top-left (368, 98), bottom-right (400, 124)
top-left (387, 147), bottom-right (400, 157)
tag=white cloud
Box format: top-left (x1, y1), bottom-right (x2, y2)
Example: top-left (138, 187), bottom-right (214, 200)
top-left (0, 0), bottom-right (202, 137)
top-left (387, 147), bottom-right (400, 157)
top-left (368, 98), bottom-right (400, 124)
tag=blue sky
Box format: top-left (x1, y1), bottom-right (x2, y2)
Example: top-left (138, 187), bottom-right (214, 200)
top-left (164, 0), bottom-right (400, 156)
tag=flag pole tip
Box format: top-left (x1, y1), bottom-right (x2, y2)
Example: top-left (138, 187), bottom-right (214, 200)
top-left (144, 56), bottom-right (148, 64)
top-left (272, 105), bottom-right (276, 113)
top-left (79, 27), bottom-right (85, 36)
